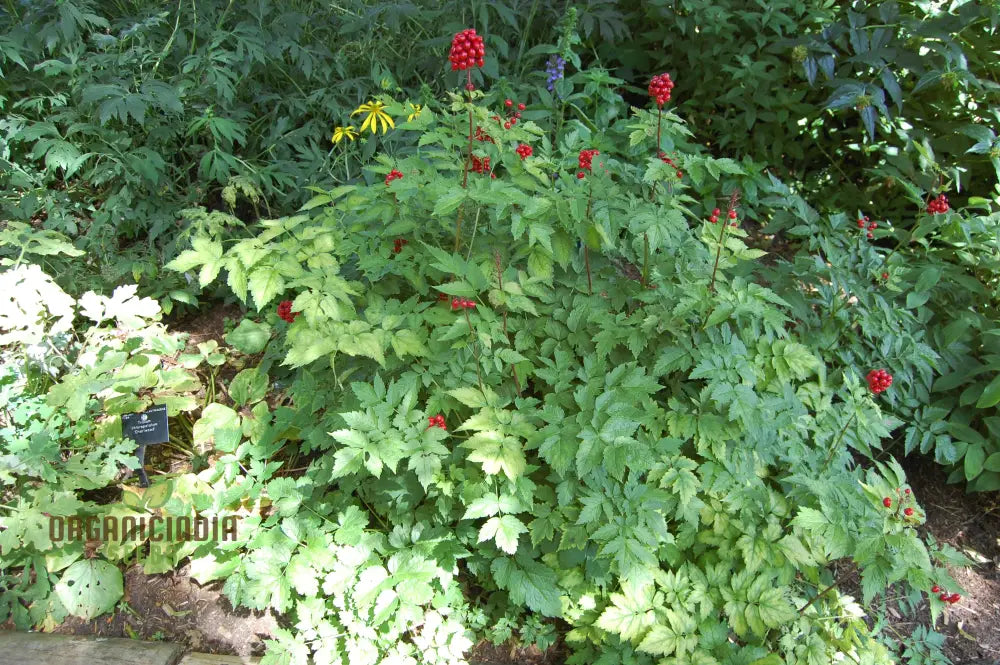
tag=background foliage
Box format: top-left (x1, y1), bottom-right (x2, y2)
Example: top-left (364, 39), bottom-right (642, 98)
top-left (2, 1), bottom-right (999, 664)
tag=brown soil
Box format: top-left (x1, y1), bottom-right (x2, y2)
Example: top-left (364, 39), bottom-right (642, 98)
top-left (469, 640), bottom-right (565, 665)
top-left (901, 454), bottom-right (1000, 663)
top-left (52, 563), bottom-right (278, 657)
top-left (169, 300), bottom-right (244, 347)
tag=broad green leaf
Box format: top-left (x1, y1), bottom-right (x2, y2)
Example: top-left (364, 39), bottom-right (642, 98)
top-left (479, 515), bottom-right (526, 554)
top-left (230, 368), bottom-right (268, 406)
top-left (225, 319), bottom-right (272, 354)
top-left (249, 269), bottom-right (285, 310)
top-left (55, 559), bottom-right (123, 619)
top-left (976, 374), bottom-right (1000, 408)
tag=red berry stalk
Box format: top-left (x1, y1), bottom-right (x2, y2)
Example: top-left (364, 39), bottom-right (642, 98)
top-left (450, 28), bottom-right (485, 252)
top-left (708, 190), bottom-right (740, 293)
top-left (649, 73), bottom-right (674, 154)
top-left (578, 149), bottom-right (599, 295)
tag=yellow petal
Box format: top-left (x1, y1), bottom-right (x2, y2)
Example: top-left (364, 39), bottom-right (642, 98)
top-left (383, 112), bottom-right (395, 129)
top-left (361, 114), bottom-right (374, 134)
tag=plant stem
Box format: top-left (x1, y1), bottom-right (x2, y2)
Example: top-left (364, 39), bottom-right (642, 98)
top-left (820, 411), bottom-right (857, 475)
top-left (464, 308), bottom-right (485, 393)
top-left (798, 572), bottom-right (849, 614)
top-left (708, 218), bottom-right (728, 293)
top-left (709, 191), bottom-right (740, 293)
top-left (656, 108), bottom-right (662, 152)
top-left (455, 70), bottom-right (474, 252)
top-left (584, 178), bottom-right (594, 294)
top-left (642, 233), bottom-right (649, 287)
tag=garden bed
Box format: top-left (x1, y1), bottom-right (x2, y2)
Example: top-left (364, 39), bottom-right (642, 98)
top-left (38, 450), bottom-right (998, 663)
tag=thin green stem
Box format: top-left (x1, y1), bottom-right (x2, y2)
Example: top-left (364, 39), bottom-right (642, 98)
top-left (463, 308), bottom-right (485, 394)
top-left (642, 233), bottom-right (649, 287)
top-left (820, 411), bottom-right (857, 475)
top-left (708, 218), bottom-right (729, 293)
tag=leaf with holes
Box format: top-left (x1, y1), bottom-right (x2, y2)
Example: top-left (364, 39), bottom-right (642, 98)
top-left (55, 559), bottom-right (123, 620)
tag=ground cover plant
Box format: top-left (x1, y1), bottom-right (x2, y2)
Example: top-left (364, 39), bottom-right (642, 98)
top-left (2, 3), bottom-right (1000, 665)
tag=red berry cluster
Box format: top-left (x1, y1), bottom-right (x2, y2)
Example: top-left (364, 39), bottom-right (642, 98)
top-left (931, 585), bottom-right (961, 604)
top-left (392, 238), bottom-right (408, 254)
top-left (926, 193), bottom-right (949, 214)
top-left (470, 154), bottom-right (495, 178)
top-left (516, 144), bottom-right (533, 160)
top-left (866, 368), bottom-right (893, 394)
top-left (451, 297), bottom-right (476, 311)
top-left (474, 126), bottom-right (495, 143)
top-left (277, 300), bottom-right (300, 323)
top-left (708, 207), bottom-right (739, 227)
top-left (857, 215), bottom-right (878, 239)
top-left (385, 169), bottom-right (403, 186)
top-left (493, 99), bottom-right (524, 130)
top-left (577, 149), bottom-right (599, 179)
top-left (449, 29), bottom-right (485, 71)
top-left (648, 73), bottom-right (675, 107)
top-left (884, 486), bottom-right (921, 518)
top-left (427, 414), bottom-right (447, 430)
top-left (658, 151), bottom-right (684, 179)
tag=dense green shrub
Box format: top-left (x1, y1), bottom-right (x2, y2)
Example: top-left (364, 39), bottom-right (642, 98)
top-left (3, 3), bottom-right (999, 663)
top-left (154, 84), bottom-right (969, 664)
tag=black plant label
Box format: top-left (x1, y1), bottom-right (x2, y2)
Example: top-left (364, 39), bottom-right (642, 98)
top-left (121, 404), bottom-right (169, 445)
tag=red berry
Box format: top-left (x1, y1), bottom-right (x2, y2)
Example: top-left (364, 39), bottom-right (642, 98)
top-left (676, 170), bottom-right (684, 178)
top-left (867, 369), bottom-right (893, 394)
top-left (883, 497), bottom-right (892, 508)
top-left (709, 215), bottom-right (718, 224)
top-left (515, 112), bottom-right (522, 119)
top-left (517, 102), bottom-right (525, 110)
top-left (505, 99), bottom-right (513, 107)
top-left (504, 121), bottom-right (511, 129)
top-left (904, 488), bottom-right (910, 494)
top-left (868, 221), bottom-right (877, 230)
top-left (857, 219), bottom-right (866, 228)
top-left (882, 272), bottom-right (889, 280)
top-left (449, 29), bottom-right (486, 71)
top-left (949, 593), bottom-right (961, 603)
top-left (867, 232), bottom-right (874, 239)
top-left (451, 298), bottom-right (460, 311)
top-left (577, 171), bottom-right (585, 179)
top-left (932, 585), bottom-right (941, 593)
top-left (939, 593), bottom-right (949, 601)
top-left (466, 83), bottom-right (475, 91)
top-left (904, 507), bottom-right (914, 516)
top-left (510, 118), bottom-right (517, 125)
top-left (730, 222), bottom-right (737, 227)
top-left (277, 300), bottom-right (300, 323)
top-left (648, 72), bottom-right (676, 107)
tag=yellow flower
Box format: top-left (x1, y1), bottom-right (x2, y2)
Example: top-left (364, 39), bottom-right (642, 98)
top-left (406, 104), bottom-right (423, 122)
top-left (350, 100), bottom-right (395, 135)
top-left (331, 125), bottom-right (358, 144)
